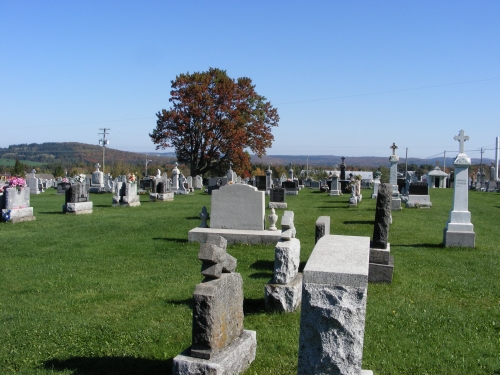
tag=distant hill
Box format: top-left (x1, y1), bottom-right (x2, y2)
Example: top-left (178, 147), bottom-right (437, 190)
top-left (0, 143), bottom-right (492, 170)
top-left (0, 142), bottom-right (176, 166)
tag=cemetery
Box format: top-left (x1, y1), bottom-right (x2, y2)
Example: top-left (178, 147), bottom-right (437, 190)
top-left (1, 169), bottom-right (499, 374)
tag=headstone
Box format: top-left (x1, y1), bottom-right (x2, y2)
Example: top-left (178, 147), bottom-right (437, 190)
top-left (171, 162), bottom-right (180, 192)
top-left (172, 236), bottom-right (256, 374)
top-left (329, 169), bottom-right (341, 196)
top-left (177, 174), bottom-right (189, 195)
top-left (406, 182), bottom-right (432, 208)
top-left (90, 163), bottom-right (104, 192)
top-left (210, 184), bottom-right (265, 230)
top-left (487, 162), bottom-right (497, 192)
top-left (444, 130), bottom-right (475, 247)
top-left (255, 175), bottom-right (267, 191)
top-left (1, 185), bottom-right (36, 223)
top-left (112, 176), bottom-right (140, 207)
top-left (28, 170), bottom-right (40, 195)
top-left (282, 180), bottom-right (298, 195)
top-left (315, 216), bottom-right (330, 244)
top-left (193, 175), bottom-right (203, 190)
top-left (264, 218), bottom-right (302, 312)
top-left (63, 182), bottom-right (93, 214)
top-left (269, 188), bottom-right (287, 209)
top-left (288, 163), bottom-right (294, 180)
top-left (187, 176), bottom-right (193, 190)
top-left (208, 177), bottom-right (228, 195)
top-left (369, 183), bottom-right (394, 282)
top-left (389, 143), bottom-right (402, 211)
top-left (298, 235), bottom-right (372, 375)
top-left (371, 170), bottom-right (381, 199)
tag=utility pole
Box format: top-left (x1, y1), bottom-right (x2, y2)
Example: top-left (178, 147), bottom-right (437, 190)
top-left (306, 156), bottom-right (309, 178)
top-left (443, 151), bottom-right (446, 173)
top-left (98, 128), bottom-right (110, 174)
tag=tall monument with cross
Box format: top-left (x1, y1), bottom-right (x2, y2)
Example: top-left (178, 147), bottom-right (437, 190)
top-left (443, 129), bottom-right (475, 247)
top-left (227, 161), bottom-right (235, 183)
top-left (389, 142), bottom-right (402, 210)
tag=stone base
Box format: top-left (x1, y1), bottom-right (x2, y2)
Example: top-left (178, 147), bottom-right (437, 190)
top-left (391, 198), bottom-right (402, 211)
top-left (2, 207), bottom-right (36, 223)
top-left (349, 197), bottom-right (358, 207)
top-left (371, 193), bottom-right (377, 199)
top-left (89, 186), bottom-right (105, 193)
top-left (63, 202), bottom-right (93, 214)
top-left (406, 195), bottom-right (432, 208)
top-left (268, 202), bottom-right (287, 209)
top-left (188, 227), bottom-right (282, 245)
top-left (443, 229), bottom-right (475, 248)
top-left (369, 256), bottom-right (394, 283)
top-left (369, 244), bottom-right (390, 264)
top-left (285, 190), bottom-right (298, 195)
top-left (329, 190), bottom-right (341, 196)
top-left (157, 192), bottom-right (174, 201)
top-left (173, 330), bottom-right (256, 375)
top-left (265, 273), bottom-right (302, 312)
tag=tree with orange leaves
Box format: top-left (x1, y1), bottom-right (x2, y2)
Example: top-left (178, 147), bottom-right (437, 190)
top-left (150, 68), bottom-right (279, 177)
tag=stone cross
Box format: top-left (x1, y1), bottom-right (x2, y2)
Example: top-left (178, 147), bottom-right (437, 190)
top-left (454, 129), bottom-right (469, 154)
top-left (341, 157), bottom-right (345, 164)
top-left (31, 169), bottom-right (36, 177)
top-left (390, 142), bottom-right (398, 155)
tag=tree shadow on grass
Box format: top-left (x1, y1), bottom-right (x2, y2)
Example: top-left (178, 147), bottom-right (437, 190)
top-left (343, 220), bottom-right (374, 225)
top-left (44, 356), bottom-right (171, 375)
top-left (38, 211), bottom-right (64, 215)
top-left (185, 216), bottom-right (201, 220)
top-left (243, 298), bottom-right (266, 315)
top-left (152, 237), bottom-right (188, 244)
top-left (250, 259), bottom-right (274, 270)
top-left (248, 271), bottom-right (272, 279)
top-left (93, 204), bottom-right (110, 208)
top-left (396, 243), bottom-right (444, 249)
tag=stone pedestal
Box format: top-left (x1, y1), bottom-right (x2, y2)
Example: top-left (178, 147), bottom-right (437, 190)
top-left (329, 174), bottom-right (341, 196)
top-left (369, 244), bottom-right (394, 283)
top-left (264, 274), bottom-right (303, 313)
top-left (173, 330), bottom-right (256, 375)
top-left (389, 155), bottom-right (402, 211)
top-left (63, 201), bottom-right (93, 214)
top-left (113, 183), bottom-right (140, 207)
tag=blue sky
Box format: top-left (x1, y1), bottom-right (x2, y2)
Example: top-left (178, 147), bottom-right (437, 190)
top-left (1, 1), bottom-right (499, 160)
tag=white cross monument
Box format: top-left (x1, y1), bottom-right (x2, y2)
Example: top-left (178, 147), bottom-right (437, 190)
top-left (443, 129), bottom-right (475, 247)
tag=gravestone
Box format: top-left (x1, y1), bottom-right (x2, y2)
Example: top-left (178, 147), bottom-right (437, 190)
top-left (193, 175), bottom-right (203, 190)
top-left (389, 143), bottom-right (402, 210)
top-left (269, 187), bottom-right (287, 209)
top-left (444, 130), bottom-right (475, 247)
top-left (210, 184), bottom-right (264, 230)
top-left (369, 183), bottom-right (394, 282)
top-left (177, 174), bottom-right (189, 195)
top-left (1, 186), bottom-right (36, 223)
top-left (298, 235), bottom-right (373, 375)
top-left (265, 214), bottom-right (302, 313)
top-left (90, 163), bottom-right (104, 193)
top-left (64, 183), bottom-right (93, 214)
top-left (171, 162), bottom-right (180, 192)
top-left (329, 171), bottom-right (341, 196)
top-left (28, 170), bottom-right (40, 195)
top-left (208, 177), bottom-right (228, 195)
top-left (172, 236), bottom-right (256, 375)
top-left (406, 182), bottom-right (432, 208)
top-left (57, 181), bottom-right (71, 195)
top-left (371, 170), bottom-right (381, 199)
top-left (315, 216), bottom-right (330, 243)
top-left (255, 175), bottom-right (267, 191)
top-left (282, 180), bottom-right (298, 195)
top-left (112, 179), bottom-right (140, 207)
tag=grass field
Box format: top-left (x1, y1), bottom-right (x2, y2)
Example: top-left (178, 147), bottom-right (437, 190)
top-left (1, 187), bottom-right (499, 374)
top-left (0, 158), bottom-right (47, 167)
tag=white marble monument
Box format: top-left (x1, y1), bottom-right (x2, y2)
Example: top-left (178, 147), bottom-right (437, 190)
top-left (443, 130), bottom-right (475, 247)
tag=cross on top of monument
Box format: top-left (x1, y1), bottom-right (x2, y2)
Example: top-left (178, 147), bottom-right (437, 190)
top-left (454, 129), bottom-right (469, 154)
top-left (341, 157), bottom-right (345, 164)
top-left (390, 142), bottom-right (398, 155)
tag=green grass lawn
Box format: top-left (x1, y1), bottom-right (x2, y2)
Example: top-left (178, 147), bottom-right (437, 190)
top-left (0, 158), bottom-right (47, 167)
top-left (1, 187), bottom-right (499, 374)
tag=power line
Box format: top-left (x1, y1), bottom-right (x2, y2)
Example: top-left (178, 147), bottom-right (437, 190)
top-left (276, 77), bottom-right (500, 105)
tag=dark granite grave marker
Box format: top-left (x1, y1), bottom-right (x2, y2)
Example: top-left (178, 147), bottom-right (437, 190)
top-left (270, 188), bottom-right (286, 203)
top-left (408, 182), bottom-right (428, 195)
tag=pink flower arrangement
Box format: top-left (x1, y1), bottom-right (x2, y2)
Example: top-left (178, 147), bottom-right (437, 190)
top-left (128, 173), bottom-right (137, 183)
top-left (62, 177), bottom-right (69, 183)
top-left (9, 177), bottom-right (26, 189)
